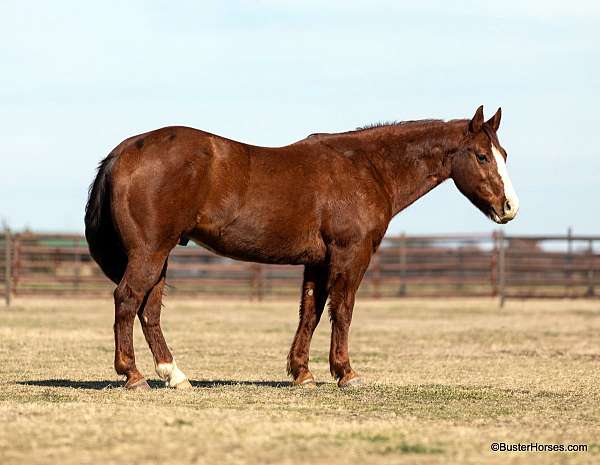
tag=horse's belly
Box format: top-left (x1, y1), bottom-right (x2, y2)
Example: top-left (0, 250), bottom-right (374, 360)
top-left (188, 226), bottom-right (327, 265)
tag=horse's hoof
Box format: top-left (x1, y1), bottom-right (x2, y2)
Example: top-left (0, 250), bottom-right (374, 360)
top-left (125, 378), bottom-right (151, 391)
top-left (300, 379), bottom-right (317, 389)
top-left (293, 378), bottom-right (317, 389)
top-left (338, 374), bottom-right (363, 389)
top-left (173, 379), bottom-right (193, 390)
top-left (292, 373), bottom-right (316, 389)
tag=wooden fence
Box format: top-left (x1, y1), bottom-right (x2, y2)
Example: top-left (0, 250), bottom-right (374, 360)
top-left (1, 230), bottom-right (599, 304)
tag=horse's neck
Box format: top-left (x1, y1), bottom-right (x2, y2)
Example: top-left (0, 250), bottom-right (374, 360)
top-left (360, 122), bottom-right (464, 216)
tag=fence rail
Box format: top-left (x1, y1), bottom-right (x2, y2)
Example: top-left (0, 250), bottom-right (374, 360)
top-left (1, 230), bottom-right (599, 304)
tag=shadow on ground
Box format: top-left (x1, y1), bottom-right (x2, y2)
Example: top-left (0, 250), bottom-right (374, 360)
top-left (18, 379), bottom-right (327, 390)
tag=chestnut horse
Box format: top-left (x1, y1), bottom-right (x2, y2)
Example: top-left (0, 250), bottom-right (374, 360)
top-left (85, 105), bottom-right (519, 390)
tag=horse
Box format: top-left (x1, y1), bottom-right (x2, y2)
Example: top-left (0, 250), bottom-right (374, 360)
top-left (84, 105), bottom-right (519, 390)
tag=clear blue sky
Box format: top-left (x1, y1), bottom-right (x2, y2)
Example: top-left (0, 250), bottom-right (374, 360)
top-left (1, 1), bottom-right (598, 235)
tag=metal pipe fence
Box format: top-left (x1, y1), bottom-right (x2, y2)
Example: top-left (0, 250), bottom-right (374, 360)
top-left (1, 230), bottom-right (599, 305)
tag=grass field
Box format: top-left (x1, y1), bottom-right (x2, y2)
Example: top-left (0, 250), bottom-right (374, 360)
top-left (0, 297), bottom-right (599, 465)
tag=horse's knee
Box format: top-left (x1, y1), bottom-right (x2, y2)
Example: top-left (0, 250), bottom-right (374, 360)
top-left (139, 311), bottom-right (160, 327)
top-left (138, 299), bottom-right (160, 326)
top-left (114, 282), bottom-right (145, 317)
top-left (138, 286), bottom-right (164, 324)
top-left (115, 281), bottom-right (138, 305)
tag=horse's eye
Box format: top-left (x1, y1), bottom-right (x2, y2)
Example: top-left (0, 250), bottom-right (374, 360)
top-left (476, 153), bottom-right (487, 163)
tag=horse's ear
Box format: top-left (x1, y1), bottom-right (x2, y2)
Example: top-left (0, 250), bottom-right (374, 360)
top-left (469, 105), bottom-right (484, 133)
top-left (486, 107), bottom-right (501, 132)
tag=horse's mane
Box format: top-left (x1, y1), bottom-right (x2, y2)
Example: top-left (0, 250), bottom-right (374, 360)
top-left (354, 119), bottom-right (443, 132)
top-left (306, 119), bottom-right (447, 140)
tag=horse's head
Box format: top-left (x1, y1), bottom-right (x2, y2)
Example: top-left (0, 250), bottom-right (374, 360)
top-left (451, 105), bottom-right (519, 224)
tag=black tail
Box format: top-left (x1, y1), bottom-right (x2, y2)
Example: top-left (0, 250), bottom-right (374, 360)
top-left (84, 153), bottom-right (127, 284)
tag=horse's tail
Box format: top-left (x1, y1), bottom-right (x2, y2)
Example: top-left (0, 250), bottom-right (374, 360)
top-left (84, 152), bottom-right (127, 284)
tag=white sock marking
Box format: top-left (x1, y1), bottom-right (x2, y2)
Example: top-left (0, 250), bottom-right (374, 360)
top-left (156, 360), bottom-right (188, 388)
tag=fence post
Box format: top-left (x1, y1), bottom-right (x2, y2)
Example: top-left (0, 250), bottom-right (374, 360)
top-left (372, 252), bottom-right (381, 299)
top-left (457, 247), bottom-right (464, 293)
top-left (257, 265), bottom-right (264, 301)
top-left (398, 233), bottom-right (407, 296)
top-left (498, 229), bottom-right (506, 307)
top-left (586, 239), bottom-right (594, 297)
top-left (249, 264), bottom-right (256, 301)
top-left (4, 226), bottom-right (11, 307)
top-left (491, 231), bottom-right (498, 296)
top-left (566, 226), bottom-right (573, 297)
top-left (13, 234), bottom-right (20, 297)
top-left (250, 264), bottom-right (263, 302)
top-left (74, 237), bottom-right (81, 293)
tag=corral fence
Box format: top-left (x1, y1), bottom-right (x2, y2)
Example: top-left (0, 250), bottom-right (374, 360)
top-left (1, 230), bottom-right (599, 305)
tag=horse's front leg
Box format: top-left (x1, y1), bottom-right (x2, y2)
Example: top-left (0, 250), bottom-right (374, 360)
top-left (287, 265), bottom-right (329, 387)
top-left (327, 243), bottom-right (372, 388)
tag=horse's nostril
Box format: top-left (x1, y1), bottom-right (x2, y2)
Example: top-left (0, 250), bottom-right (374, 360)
top-left (504, 200), bottom-right (511, 213)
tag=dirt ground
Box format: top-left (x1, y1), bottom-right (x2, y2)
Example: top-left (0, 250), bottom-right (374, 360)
top-left (0, 297), bottom-right (598, 465)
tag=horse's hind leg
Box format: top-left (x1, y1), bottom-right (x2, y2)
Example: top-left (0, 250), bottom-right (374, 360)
top-left (113, 251), bottom-right (167, 390)
top-left (287, 265), bottom-right (329, 387)
top-left (137, 262), bottom-right (191, 390)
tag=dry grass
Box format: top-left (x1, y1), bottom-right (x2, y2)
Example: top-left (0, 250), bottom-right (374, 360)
top-left (0, 297), bottom-right (599, 465)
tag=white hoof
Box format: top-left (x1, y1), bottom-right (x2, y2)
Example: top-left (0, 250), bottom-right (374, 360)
top-left (173, 379), bottom-right (193, 390)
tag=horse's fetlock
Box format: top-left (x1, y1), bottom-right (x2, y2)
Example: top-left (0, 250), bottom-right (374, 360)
top-left (114, 354), bottom-right (132, 375)
top-left (287, 354), bottom-right (307, 377)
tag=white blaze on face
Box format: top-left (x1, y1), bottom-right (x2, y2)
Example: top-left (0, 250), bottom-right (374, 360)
top-left (492, 144), bottom-right (519, 220)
